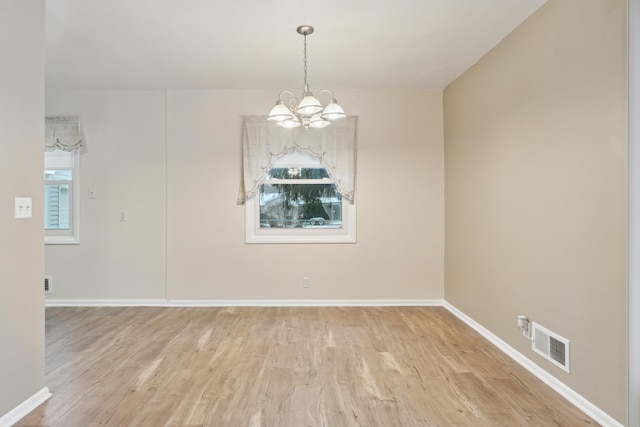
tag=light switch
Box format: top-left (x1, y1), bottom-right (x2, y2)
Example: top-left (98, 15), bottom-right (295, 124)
top-left (15, 197), bottom-right (32, 219)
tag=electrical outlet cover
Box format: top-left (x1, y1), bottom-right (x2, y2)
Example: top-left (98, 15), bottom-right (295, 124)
top-left (15, 197), bottom-right (32, 219)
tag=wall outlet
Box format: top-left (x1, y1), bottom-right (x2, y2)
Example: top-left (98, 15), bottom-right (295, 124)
top-left (517, 315), bottom-right (530, 337)
top-left (14, 197), bottom-right (32, 219)
top-left (303, 277), bottom-right (310, 288)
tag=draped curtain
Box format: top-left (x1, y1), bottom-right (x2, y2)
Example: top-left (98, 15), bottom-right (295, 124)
top-left (237, 116), bottom-right (357, 205)
top-left (45, 116), bottom-right (83, 152)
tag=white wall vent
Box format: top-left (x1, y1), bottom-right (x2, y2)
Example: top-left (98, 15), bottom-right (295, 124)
top-left (531, 322), bottom-right (570, 373)
top-left (44, 276), bottom-right (52, 294)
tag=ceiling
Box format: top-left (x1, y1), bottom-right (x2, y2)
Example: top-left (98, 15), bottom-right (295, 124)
top-left (45, 0), bottom-right (547, 91)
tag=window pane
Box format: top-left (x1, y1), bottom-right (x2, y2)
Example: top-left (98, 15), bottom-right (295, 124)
top-left (45, 170), bottom-right (72, 180)
top-left (44, 150), bottom-right (79, 244)
top-left (260, 183), bottom-right (342, 228)
top-left (45, 184), bottom-right (70, 229)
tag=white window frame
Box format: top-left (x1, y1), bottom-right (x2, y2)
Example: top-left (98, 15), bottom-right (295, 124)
top-left (45, 150), bottom-right (80, 245)
top-left (245, 152), bottom-right (356, 244)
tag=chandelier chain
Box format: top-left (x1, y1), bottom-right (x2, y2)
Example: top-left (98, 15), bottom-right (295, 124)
top-left (303, 34), bottom-right (308, 93)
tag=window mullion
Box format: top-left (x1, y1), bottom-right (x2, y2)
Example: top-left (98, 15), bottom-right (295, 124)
top-left (266, 178), bottom-right (329, 185)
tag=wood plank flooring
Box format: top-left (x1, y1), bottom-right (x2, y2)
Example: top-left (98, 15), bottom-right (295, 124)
top-left (16, 307), bottom-right (597, 426)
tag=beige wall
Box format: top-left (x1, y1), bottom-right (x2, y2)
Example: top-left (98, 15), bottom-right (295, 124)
top-left (44, 91), bottom-right (168, 300)
top-left (444, 0), bottom-right (627, 423)
top-left (0, 0), bottom-right (46, 418)
top-left (45, 89), bottom-right (444, 301)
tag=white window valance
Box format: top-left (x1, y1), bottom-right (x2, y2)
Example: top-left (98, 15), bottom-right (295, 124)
top-left (237, 115), bottom-right (357, 205)
top-left (45, 116), bottom-right (83, 152)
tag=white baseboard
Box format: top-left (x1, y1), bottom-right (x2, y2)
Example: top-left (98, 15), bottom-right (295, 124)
top-left (0, 387), bottom-right (51, 427)
top-left (168, 299), bottom-right (443, 307)
top-left (45, 299), bottom-right (169, 307)
top-left (443, 302), bottom-right (623, 427)
top-left (45, 298), bottom-right (443, 307)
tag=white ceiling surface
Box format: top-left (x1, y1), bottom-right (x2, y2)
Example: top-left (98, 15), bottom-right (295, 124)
top-left (45, 0), bottom-right (547, 91)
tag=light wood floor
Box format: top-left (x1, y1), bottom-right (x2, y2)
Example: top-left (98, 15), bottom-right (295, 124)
top-left (17, 306), bottom-right (596, 426)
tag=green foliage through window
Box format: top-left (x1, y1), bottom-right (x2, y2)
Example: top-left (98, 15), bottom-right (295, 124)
top-left (260, 167), bottom-right (342, 229)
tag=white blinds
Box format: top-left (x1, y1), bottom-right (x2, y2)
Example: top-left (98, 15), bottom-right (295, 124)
top-left (44, 149), bottom-right (74, 169)
top-left (45, 116), bottom-right (83, 152)
top-left (237, 115), bottom-right (357, 205)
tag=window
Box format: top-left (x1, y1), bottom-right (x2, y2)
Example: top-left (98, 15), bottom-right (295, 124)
top-left (44, 149), bottom-right (79, 244)
top-left (245, 152), bottom-right (356, 243)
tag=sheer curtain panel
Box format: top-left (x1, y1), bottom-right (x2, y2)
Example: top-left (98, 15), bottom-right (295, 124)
top-left (45, 116), bottom-right (83, 152)
top-left (237, 115), bottom-right (357, 205)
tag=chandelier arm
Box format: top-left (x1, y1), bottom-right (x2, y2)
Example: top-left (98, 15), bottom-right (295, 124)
top-left (288, 97), bottom-right (298, 112)
top-left (277, 90), bottom-right (299, 111)
top-left (278, 90), bottom-right (295, 102)
top-left (317, 89), bottom-right (336, 105)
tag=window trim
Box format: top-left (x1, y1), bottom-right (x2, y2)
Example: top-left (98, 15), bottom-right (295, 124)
top-left (244, 152), bottom-right (356, 244)
top-left (45, 150), bottom-right (80, 245)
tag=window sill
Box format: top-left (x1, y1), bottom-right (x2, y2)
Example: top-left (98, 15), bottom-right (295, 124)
top-left (45, 236), bottom-right (79, 245)
top-left (246, 228), bottom-right (357, 244)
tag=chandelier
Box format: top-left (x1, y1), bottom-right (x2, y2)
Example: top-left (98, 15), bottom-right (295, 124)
top-left (268, 25), bottom-right (346, 129)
